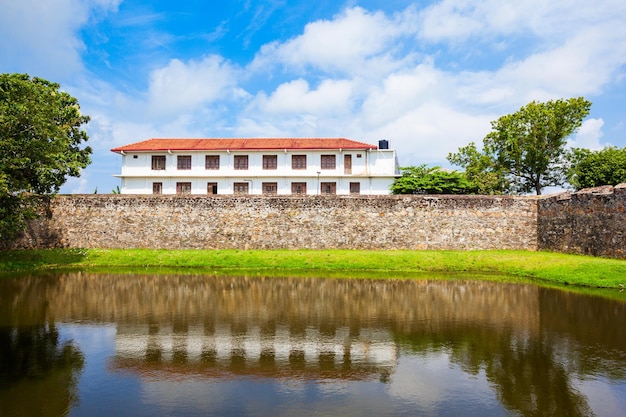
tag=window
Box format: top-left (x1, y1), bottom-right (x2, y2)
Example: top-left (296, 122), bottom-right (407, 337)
top-left (291, 182), bottom-right (307, 195)
top-left (321, 155), bottom-right (336, 170)
top-left (350, 182), bottom-right (360, 194)
top-left (152, 182), bottom-right (162, 195)
top-left (262, 182), bottom-right (278, 195)
top-left (177, 155), bottom-right (192, 170)
top-left (152, 155), bottom-right (166, 170)
top-left (292, 155), bottom-right (307, 170)
top-left (176, 182), bottom-right (192, 195)
top-left (234, 155), bottom-right (248, 170)
top-left (205, 155), bottom-right (220, 170)
top-left (207, 182), bottom-right (218, 194)
top-left (233, 182), bottom-right (249, 195)
top-left (320, 182), bottom-right (336, 195)
top-left (263, 155), bottom-right (277, 170)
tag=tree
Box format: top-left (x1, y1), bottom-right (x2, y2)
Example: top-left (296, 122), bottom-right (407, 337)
top-left (391, 165), bottom-right (478, 194)
top-left (0, 73), bottom-right (91, 238)
top-left (447, 142), bottom-right (509, 194)
top-left (565, 146), bottom-right (626, 190)
top-left (448, 97), bottom-right (592, 195)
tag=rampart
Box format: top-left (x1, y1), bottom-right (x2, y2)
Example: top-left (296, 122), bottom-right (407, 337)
top-left (537, 184), bottom-right (626, 258)
top-left (5, 194), bottom-right (537, 251)
top-left (4, 185), bottom-right (626, 258)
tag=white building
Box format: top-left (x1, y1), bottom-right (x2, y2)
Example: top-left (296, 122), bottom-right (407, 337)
top-left (111, 138), bottom-right (398, 195)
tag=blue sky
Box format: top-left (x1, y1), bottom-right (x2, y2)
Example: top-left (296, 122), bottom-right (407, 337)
top-left (1, 0), bottom-right (626, 193)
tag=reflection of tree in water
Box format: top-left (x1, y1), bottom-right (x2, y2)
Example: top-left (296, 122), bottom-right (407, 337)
top-left (397, 325), bottom-right (596, 416)
top-left (486, 333), bottom-right (594, 417)
top-left (396, 325), bottom-right (595, 416)
top-left (486, 338), bottom-right (593, 416)
top-left (0, 274), bottom-right (85, 417)
top-left (487, 287), bottom-right (623, 417)
top-left (0, 323), bottom-right (84, 416)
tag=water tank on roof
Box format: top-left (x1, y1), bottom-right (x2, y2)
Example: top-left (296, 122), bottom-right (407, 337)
top-left (379, 139), bottom-right (389, 149)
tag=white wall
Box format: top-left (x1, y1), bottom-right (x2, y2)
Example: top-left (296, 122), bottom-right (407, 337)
top-left (116, 149), bottom-right (397, 195)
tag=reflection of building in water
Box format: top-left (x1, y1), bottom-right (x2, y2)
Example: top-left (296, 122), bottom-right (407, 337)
top-left (113, 323), bottom-right (396, 380)
top-left (4, 272), bottom-right (624, 415)
top-left (13, 272), bottom-right (547, 380)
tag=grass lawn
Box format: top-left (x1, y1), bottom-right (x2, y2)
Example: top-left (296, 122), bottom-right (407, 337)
top-left (1, 248), bottom-right (625, 289)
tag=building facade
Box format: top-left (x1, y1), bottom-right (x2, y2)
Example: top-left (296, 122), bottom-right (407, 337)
top-left (111, 138), bottom-right (398, 195)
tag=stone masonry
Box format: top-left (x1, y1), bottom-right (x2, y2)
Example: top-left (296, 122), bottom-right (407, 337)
top-left (5, 186), bottom-right (626, 258)
top-left (538, 184), bottom-right (626, 258)
top-left (5, 194), bottom-right (537, 251)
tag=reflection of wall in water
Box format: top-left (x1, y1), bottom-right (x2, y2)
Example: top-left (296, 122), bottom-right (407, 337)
top-left (43, 274), bottom-right (540, 337)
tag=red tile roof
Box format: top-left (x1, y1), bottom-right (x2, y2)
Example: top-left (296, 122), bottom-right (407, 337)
top-left (111, 138), bottom-right (378, 153)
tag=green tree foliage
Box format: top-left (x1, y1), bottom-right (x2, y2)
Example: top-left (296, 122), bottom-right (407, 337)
top-left (0, 73), bottom-right (91, 238)
top-left (448, 97), bottom-right (592, 195)
top-left (565, 146), bottom-right (626, 190)
top-left (391, 165), bottom-right (477, 194)
top-left (447, 142), bottom-right (509, 194)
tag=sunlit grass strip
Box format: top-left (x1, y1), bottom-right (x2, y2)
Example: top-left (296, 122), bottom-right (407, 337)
top-left (1, 248), bottom-right (625, 289)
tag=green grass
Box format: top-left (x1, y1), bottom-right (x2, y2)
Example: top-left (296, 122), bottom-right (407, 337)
top-left (1, 248), bottom-right (625, 289)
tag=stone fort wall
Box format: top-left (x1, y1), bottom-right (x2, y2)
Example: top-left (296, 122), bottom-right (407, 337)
top-left (537, 184), bottom-right (626, 258)
top-left (5, 194), bottom-right (537, 251)
top-left (5, 185), bottom-right (626, 258)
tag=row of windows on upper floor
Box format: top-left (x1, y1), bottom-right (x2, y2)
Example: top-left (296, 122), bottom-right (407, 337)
top-left (149, 154), bottom-right (357, 171)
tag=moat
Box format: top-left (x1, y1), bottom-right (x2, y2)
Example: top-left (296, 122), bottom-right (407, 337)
top-left (1, 273), bottom-right (625, 416)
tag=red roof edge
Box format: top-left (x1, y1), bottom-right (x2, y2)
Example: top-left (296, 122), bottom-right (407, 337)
top-left (111, 138), bottom-right (381, 153)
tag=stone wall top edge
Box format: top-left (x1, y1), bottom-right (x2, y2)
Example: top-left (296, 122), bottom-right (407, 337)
top-left (54, 193), bottom-right (537, 201)
top-left (538, 191), bottom-right (572, 202)
top-left (539, 183), bottom-right (626, 203)
top-left (575, 185), bottom-right (615, 195)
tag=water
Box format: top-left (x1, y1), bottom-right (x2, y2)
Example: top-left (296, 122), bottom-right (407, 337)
top-left (1, 273), bottom-right (625, 417)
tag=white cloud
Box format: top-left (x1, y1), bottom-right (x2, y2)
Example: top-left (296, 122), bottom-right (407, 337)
top-left (493, 27), bottom-right (626, 100)
top-left (417, 0), bottom-right (626, 107)
top-left (86, 114), bottom-right (161, 150)
top-left (419, 0), bottom-right (489, 41)
top-left (0, 0), bottom-right (120, 80)
top-left (251, 7), bottom-right (417, 76)
top-left (147, 56), bottom-right (242, 116)
top-left (418, 0), bottom-right (626, 42)
top-left (253, 78), bottom-right (355, 115)
top-left (63, 177), bottom-right (91, 194)
top-left (568, 118), bottom-right (605, 150)
top-left (365, 103), bottom-right (493, 165)
top-left (360, 60), bottom-right (443, 127)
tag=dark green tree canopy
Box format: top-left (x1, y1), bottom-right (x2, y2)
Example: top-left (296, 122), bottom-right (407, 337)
top-left (0, 73), bottom-right (91, 238)
top-left (391, 165), bottom-right (477, 195)
top-left (565, 146), bottom-right (626, 190)
top-left (448, 97), bottom-right (591, 195)
top-left (1, 73), bottom-right (92, 194)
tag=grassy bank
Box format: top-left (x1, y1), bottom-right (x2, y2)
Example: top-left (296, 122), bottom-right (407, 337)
top-left (1, 248), bottom-right (625, 289)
